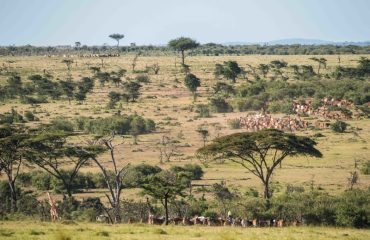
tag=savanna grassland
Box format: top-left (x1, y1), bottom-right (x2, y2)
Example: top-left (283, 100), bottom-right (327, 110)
top-left (1, 53), bottom-right (370, 239)
top-left (0, 54), bottom-right (369, 198)
top-left (1, 221), bottom-right (370, 240)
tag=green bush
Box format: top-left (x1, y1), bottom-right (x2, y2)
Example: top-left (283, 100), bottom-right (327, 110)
top-left (209, 97), bottom-right (233, 113)
top-left (74, 115), bottom-right (155, 136)
top-left (135, 74), bottom-right (150, 83)
top-left (49, 117), bottom-right (75, 132)
top-left (336, 190), bottom-right (370, 228)
top-left (24, 111), bottom-right (37, 121)
top-left (196, 104), bottom-right (211, 118)
top-left (330, 120), bottom-right (348, 133)
top-left (170, 164), bottom-right (204, 180)
top-left (361, 161), bottom-right (370, 175)
top-left (227, 118), bottom-right (241, 129)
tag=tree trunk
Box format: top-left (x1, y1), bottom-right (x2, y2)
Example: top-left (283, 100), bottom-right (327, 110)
top-left (181, 50), bottom-right (185, 65)
top-left (66, 185), bottom-right (72, 198)
top-left (8, 180), bottom-right (17, 212)
top-left (263, 181), bottom-right (270, 200)
top-left (164, 196), bottom-right (169, 225)
top-left (114, 201), bottom-right (121, 223)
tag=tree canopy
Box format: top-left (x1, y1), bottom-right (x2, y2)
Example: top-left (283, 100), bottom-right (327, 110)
top-left (184, 73), bottom-right (201, 100)
top-left (197, 129), bottom-right (322, 199)
top-left (168, 37), bottom-right (199, 64)
top-left (109, 33), bottom-right (124, 47)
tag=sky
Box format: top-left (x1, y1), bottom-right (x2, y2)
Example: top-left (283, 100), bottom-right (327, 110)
top-left (0, 0), bottom-right (370, 46)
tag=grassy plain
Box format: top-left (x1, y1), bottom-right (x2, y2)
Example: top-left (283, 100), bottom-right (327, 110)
top-left (0, 221), bottom-right (370, 240)
top-left (0, 54), bottom-right (369, 201)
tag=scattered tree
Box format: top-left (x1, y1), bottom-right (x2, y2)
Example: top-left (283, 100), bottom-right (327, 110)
top-left (109, 33), bottom-right (124, 49)
top-left (140, 170), bottom-right (190, 225)
top-left (197, 129), bottom-right (322, 200)
top-left (168, 37), bottom-right (199, 64)
top-left (184, 73), bottom-right (201, 101)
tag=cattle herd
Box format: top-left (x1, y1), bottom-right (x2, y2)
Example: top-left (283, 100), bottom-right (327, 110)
top-left (237, 114), bottom-right (309, 132)
top-left (44, 54), bottom-right (121, 58)
top-left (292, 98), bottom-right (352, 120)
top-left (95, 214), bottom-right (302, 227)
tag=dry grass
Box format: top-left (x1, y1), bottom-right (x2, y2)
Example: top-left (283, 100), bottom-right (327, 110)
top-left (0, 221), bottom-right (370, 240)
top-left (0, 54), bottom-right (369, 200)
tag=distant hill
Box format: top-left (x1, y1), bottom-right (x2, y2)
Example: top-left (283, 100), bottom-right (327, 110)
top-left (223, 38), bottom-right (370, 46)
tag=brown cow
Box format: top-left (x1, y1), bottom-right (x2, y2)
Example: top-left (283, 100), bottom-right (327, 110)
top-left (277, 219), bottom-right (284, 227)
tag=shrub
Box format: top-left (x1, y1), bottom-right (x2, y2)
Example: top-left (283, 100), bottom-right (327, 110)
top-left (227, 118), bottom-right (241, 129)
top-left (361, 161), bottom-right (370, 175)
top-left (196, 104), bottom-right (211, 118)
top-left (330, 120), bottom-right (348, 133)
top-left (336, 189), bottom-right (370, 228)
top-left (209, 97), bottom-right (233, 113)
top-left (135, 74), bottom-right (150, 83)
top-left (170, 164), bottom-right (204, 180)
top-left (49, 117), bottom-right (75, 132)
top-left (24, 111), bottom-right (37, 121)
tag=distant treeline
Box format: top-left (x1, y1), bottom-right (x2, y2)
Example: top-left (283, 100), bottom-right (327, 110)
top-left (1, 43), bottom-right (370, 56)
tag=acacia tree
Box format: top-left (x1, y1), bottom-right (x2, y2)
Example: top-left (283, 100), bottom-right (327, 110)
top-left (123, 81), bottom-right (142, 101)
top-left (90, 135), bottom-right (131, 224)
top-left (184, 73), bottom-right (200, 101)
top-left (309, 57), bottom-right (327, 75)
top-left (60, 80), bottom-right (76, 104)
top-left (258, 64), bottom-right (270, 78)
top-left (168, 37), bottom-right (199, 65)
top-left (109, 33), bottom-right (124, 49)
top-left (0, 125), bottom-right (29, 211)
top-left (26, 132), bottom-right (103, 198)
top-left (197, 129), bottom-right (322, 200)
top-left (217, 61), bottom-right (242, 83)
top-left (140, 170), bottom-right (190, 225)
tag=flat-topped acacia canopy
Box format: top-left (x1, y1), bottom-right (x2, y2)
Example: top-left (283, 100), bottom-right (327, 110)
top-left (197, 129), bottom-right (322, 199)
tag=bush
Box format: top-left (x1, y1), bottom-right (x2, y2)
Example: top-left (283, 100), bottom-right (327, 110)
top-left (209, 97), bottom-right (233, 113)
top-left (49, 118), bottom-right (75, 132)
top-left (361, 161), bottom-right (370, 175)
top-left (170, 164), bottom-right (204, 180)
top-left (135, 74), bottom-right (150, 83)
top-left (227, 118), bottom-right (241, 129)
top-left (196, 104), bottom-right (211, 118)
top-left (74, 115), bottom-right (155, 136)
top-left (24, 111), bottom-right (38, 121)
top-left (330, 120), bottom-right (348, 133)
top-left (336, 190), bottom-right (370, 228)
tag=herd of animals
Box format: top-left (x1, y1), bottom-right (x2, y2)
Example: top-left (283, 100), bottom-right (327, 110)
top-left (95, 214), bottom-right (302, 228)
top-left (234, 98), bottom-right (355, 132)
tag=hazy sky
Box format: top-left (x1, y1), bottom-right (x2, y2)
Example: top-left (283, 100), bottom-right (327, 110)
top-left (1, 0), bottom-right (369, 46)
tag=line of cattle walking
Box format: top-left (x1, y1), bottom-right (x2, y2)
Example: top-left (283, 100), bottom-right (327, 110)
top-left (44, 54), bottom-right (121, 58)
top-left (96, 215), bottom-right (302, 227)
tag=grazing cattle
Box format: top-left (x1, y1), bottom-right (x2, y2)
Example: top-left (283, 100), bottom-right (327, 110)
top-left (258, 220), bottom-right (271, 227)
top-left (96, 215), bottom-right (110, 223)
top-left (182, 216), bottom-right (193, 225)
top-left (237, 114), bottom-right (309, 132)
top-left (241, 219), bottom-right (254, 227)
top-left (252, 219), bottom-right (258, 227)
top-left (292, 220), bottom-right (302, 227)
top-left (232, 218), bottom-right (242, 227)
top-left (277, 219), bottom-right (284, 227)
top-left (148, 214), bottom-right (165, 225)
top-left (170, 217), bottom-right (183, 225)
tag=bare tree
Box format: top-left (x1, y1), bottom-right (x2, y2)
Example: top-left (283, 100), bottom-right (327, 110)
top-left (90, 134), bottom-right (130, 223)
top-left (150, 63), bottom-right (160, 75)
top-left (158, 135), bottom-right (179, 163)
top-left (348, 171), bottom-right (359, 190)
